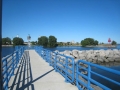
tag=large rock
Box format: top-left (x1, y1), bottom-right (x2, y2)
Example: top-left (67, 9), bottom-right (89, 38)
top-left (113, 49), bottom-right (120, 55)
top-left (59, 52), bottom-right (64, 55)
top-left (63, 50), bottom-right (72, 55)
top-left (114, 54), bottom-right (120, 61)
top-left (54, 50), bottom-right (59, 53)
top-left (72, 50), bottom-right (79, 59)
top-left (58, 49), bottom-right (120, 65)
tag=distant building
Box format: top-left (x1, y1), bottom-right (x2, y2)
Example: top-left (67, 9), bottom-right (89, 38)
top-left (24, 42), bottom-right (28, 45)
top-left (71, 40), bottom-right (75, 44)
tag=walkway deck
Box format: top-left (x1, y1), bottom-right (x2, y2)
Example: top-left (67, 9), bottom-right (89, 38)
top-left (8, 50), bottom-right (78, 90)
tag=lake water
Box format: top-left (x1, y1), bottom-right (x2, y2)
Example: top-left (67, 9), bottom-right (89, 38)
top-left (2, 46), bottom-right (15, 57)
top-left (2, 45), bottom-right (120, 57)
top-left (2, 45), bottom-right (120, 89)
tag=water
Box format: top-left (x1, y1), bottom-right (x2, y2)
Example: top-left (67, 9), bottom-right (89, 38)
top-left (2, 46), bottom-right (15, 57)
top-left (44, 44), bottom-right (120, 52)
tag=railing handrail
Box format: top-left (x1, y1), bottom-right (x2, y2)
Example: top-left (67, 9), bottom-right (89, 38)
top-left (2, 46), bottom-right (25, 90)
top-left (3, 46), bottom-right (120, 90)
top-left (35, 46), bottom-right (75, 83)
top-left (76, 60), bottom-right (120, 90)
top-left (35, 46), bottom-right (120, 90)
top-left (77, 60), bottom-right (120, 75)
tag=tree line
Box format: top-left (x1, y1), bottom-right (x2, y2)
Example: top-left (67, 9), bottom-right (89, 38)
top-left (2, 37), bottom-right (24, 46)
top-left (2, 37), bottom-right (117, 47)
top-left (38, 35), bottom-right (57, 47)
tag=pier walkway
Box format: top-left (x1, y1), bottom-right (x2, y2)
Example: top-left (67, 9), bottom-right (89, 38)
top-left (8, 50), bottom-right (78, 90)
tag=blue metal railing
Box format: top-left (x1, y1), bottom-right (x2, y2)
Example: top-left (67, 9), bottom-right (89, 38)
top-left (3, 46), bottom-right (120, 90)
top-left (35, 46), bottom-right (120, 90)
top-left (76, 60), bottom-right (120, 90)
top-left (35, 46), bottom-right (75, 83)
top-left (2, 46), bottom-right (25, 90)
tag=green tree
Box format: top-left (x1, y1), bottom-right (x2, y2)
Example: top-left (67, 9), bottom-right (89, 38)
top-left (84, 38), bottom-right (94, 45)
top-left (38, 36), bottom-right (48, 47)
top-left (2, 37), bottom-right (11, 45)
top-left (81, 40), bottom-right (90, 47)
top-left (59, 42), bottom-right (63, 46)
top-left (76, 42), bottom-right (79, 45)
top-left (31, 41), bottom-right (37, 45)
top-left (94, 40), bottom-right (99, 45)
top-left (81, 38), bottom-right (98, 47)
top-left (48, 35), bottom-right (57, 47)
top-left (111, 40), bottom-right (117, 45)
top-left (13, 37), bottom-right (24, 46)
top-left (66, 42), bottom-right (71, 46)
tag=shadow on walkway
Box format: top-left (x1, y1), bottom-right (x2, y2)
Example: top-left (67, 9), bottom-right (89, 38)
top-left (9, 51), bottom-right (54, 90)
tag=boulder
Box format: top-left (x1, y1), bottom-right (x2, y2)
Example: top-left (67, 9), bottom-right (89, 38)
top-left (113, 49), bottom-right (120, 55)
top-left (72, 50), bottom-right (79, 59)
top-left (104, 58), bottom-right (109, 62)
top-left (54, 50), bottom-right (59, 53)
top-left (59, 52), bottom-right (64, 55)
top-left (98, 58), bottom-right (104, 62)
top-left (63, 50), bottom-right (72, 55)
top-left (114, 54), bottom-right (120, 61)
top-left (79, 55), bottom-right (86, 60)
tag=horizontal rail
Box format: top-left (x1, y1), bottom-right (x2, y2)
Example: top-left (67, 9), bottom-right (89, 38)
top-left (76, 60), bottom-right (120, 90)
top-left (35, 46), bottom-right (75, 83)
top-left (35, 46), bottom-right (120, 90)
top-left (2, 46), bottom-right (25, 90)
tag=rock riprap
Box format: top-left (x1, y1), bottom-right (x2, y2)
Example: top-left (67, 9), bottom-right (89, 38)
top-left (54, 49), bottom-right (120, 64)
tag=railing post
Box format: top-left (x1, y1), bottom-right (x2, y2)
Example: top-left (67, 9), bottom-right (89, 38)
top-left (65, 57), bottom-right (69, 82)
top-left (20, 48), bottom-right (22, 59)
top-left (22, 47), bottom-right (24, 55)
top-left (49, 51), bottom-right (52, 66)
top-left (71, 58), bottom-right (74, 83)
top-left (12, 54), bottom-right (14, 75)
top-left (76, 61), bottom-right (79, 89)
top-left (16, 51), bottom-right (19, 67)
top-left (54, 53), bottom-right (57, 72)
top-left (5, 59), bottom-right (8, 90)
top-left (46, 50), bottom-right (48, 62)
top-left (88, 65), bottom-right (91, 89)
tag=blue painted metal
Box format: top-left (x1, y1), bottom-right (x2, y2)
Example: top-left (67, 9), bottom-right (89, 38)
top-left (2, 46), bottom-right (25, 90)
top-left (76, 60), bottom-right (120, 90)
top-left (3, 46), bottom-right (120, 90)
top-left (35, 46), bottom-right (120, 90)
top-left (35, 46), bottom-right (75, 83)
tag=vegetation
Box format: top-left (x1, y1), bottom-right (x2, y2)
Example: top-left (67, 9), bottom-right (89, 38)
top-left (81, 38), bottom-right (99, 47)
top-left (111, 40), bottom-right (117, 45)
top-left (13, 37), bottom-right (24, 46)
top-left (2, 36), bottom-right (118, 47)
top-left (94, 40), bottom-right (98, 45)
top-left (58, 42), bottom-right (63, 46)
top-left (2, 37), bottom-right (11, 45)
top-left (76, 42), bottom-right (80, 45)
top-left (31, 41), bottom-right (37, 45)
top-left (38, 35), bottom-right (57, 47)
top-left (48, 35), bottom-right (57, 47)
top-left (38, 36), bottom-right (48, 47)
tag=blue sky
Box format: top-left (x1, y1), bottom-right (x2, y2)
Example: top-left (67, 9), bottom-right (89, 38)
top-left (2, 0), bottom-right (120, 43)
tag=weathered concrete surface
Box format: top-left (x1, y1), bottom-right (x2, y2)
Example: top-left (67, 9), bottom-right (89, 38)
top-left (8, 50), bottom-right (78, 90)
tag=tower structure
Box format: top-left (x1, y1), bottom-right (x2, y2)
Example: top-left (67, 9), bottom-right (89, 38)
top-left (27, 34), bottom-right (31, 47)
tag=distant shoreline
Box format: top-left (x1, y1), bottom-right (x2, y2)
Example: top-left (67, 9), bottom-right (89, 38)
top-left (85, 45), bottom-right (117, 47)
top-left (2, 44), bottom-right (118, 47)
top-left (2, 45), bottom-right (13, 47)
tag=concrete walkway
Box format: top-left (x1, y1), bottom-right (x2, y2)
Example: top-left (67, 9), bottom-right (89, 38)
top-left (8, 50), bottom-right (78, 90)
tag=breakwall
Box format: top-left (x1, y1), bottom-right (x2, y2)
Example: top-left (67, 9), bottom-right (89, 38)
top-left (54, 49), bottom-right (120, 65)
